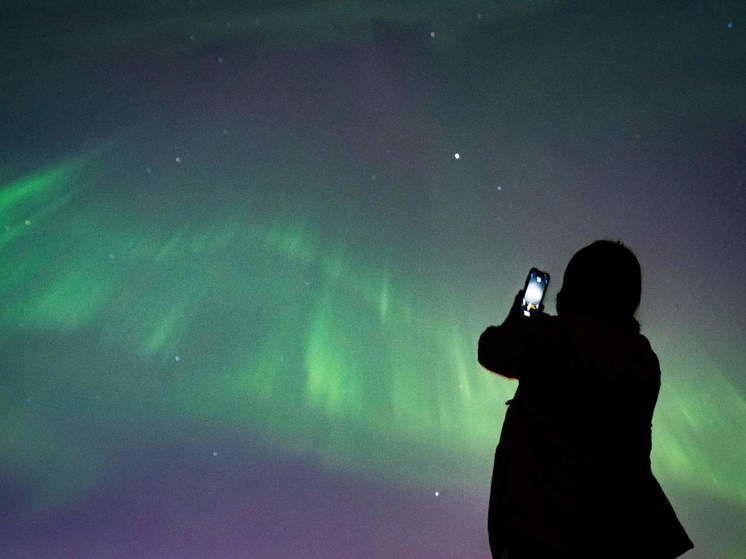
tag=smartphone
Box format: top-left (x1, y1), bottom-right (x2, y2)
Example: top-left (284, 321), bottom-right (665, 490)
top-left (521, 268), bottom-right (550, 317)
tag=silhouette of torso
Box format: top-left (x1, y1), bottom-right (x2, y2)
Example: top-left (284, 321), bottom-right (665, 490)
top-left (479, 311), bottom-right (694, 559)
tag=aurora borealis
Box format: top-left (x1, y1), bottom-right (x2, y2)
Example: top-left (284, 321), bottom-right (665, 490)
top-left (2, 2), bottom-right (745, 557)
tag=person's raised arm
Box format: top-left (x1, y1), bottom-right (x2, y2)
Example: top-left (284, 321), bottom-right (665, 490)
top-left (478, 289), bottom-right (547, 380)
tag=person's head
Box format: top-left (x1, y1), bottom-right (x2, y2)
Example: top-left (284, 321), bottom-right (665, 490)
top-left (556, 240), bottom-right (641, 334)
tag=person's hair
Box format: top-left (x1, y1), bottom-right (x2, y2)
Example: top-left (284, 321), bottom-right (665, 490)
top-left (555, 240), bottom-right (641, 334)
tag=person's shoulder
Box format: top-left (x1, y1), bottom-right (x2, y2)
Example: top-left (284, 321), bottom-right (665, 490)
top-left (636, 332), bottom-right (654, 351)
top-left (559, 311), bottom-right (662, 383)
top-left (635, 332), bottom-right (661, 375)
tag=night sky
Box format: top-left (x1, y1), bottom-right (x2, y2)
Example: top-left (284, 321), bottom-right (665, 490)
top-left (1, 2), bottom-right (745, 557)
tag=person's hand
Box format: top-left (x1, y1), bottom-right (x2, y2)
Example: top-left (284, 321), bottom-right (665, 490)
top-left (503, 289), bottom-right (525, 325)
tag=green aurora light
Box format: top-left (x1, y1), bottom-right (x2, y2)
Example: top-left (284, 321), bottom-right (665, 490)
top-left (1, 149), bottom-right (744, 518)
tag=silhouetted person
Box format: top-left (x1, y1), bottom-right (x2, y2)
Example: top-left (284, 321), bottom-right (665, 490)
top-left (478, 240), bottom-right (694, 559)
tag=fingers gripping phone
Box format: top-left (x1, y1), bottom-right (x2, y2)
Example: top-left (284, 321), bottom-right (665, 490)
top-left (521, 268), bottom-right (550, 317)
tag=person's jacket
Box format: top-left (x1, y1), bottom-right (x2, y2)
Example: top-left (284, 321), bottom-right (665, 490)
top-left (478, 310), bottom-right (694, 558)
